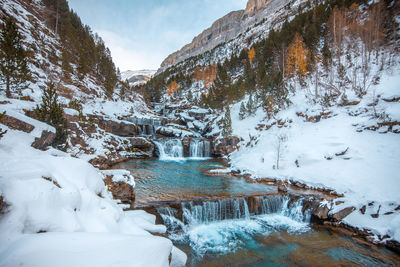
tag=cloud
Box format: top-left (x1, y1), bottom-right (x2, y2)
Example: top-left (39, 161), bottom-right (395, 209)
top-left (70, 0), bottom-right (250, 71)
top-left (96, 29), bottom-right (164, 71)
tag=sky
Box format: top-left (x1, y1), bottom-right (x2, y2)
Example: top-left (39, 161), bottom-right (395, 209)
top-left (67, 0), bottom-right (247, 72)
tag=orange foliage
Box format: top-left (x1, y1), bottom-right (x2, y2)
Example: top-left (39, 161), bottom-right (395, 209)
top-left (285, 33), bottom-right (309, 77)
top-left (192, 63), bottom-right (217, 88)
top-left (167, 81), bottom-right (179, 96)
top-left (248, 47), bottom-right (255, 64)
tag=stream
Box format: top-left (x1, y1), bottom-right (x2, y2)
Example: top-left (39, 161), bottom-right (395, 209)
top-left (115, 139), bottom-right (400, 266)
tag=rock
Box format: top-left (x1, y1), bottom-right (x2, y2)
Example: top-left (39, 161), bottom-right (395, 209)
top-left (360, 205), bottom-right (366, 214)
top-left (128, 137), bottom-right (154, 151)
top-left (97, 119), bottom-right (138, 137)
top-left (160, 0), bottom-right (282, 69)
top-left (313, 204), bottom-right (330, 221)
top-left (1, 114), bottom-right (34, 133)
top-left (331, 207), bottom-right (356, 221)
top-left (31, 130), bottom-right (56, 150)
top-left (213, 136), bottom-right (242, 157)
top-left (181, 136), bottom-right (191, 157)
top-left (104, 175), bottom-right (135, 208)
top-left (0, 196), bottom-right (4, 214)
top-left (278, 184), bottom-right (287, 193)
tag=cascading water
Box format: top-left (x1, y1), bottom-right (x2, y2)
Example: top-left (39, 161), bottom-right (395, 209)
top-left (157, 195), bottom-right (311, 257)
top-left (154, 139), bottom-right (184, 160)
top-left (189, 139), bottom-right (211, 158)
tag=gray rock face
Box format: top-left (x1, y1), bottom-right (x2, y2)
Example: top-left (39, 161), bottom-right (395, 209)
top-left (160, 0), bottom-right (289, 68)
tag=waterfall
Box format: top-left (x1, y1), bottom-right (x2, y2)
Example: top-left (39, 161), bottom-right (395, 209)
top-left (157, 195), bottom-right (310, 227)
top-left (154, 139), bottom-right (184, 160)
top-left (157, 195), bottom-right (311, 257)
top-left (204, 140), bottom-right (210, 157)
top-left (181, 198), bottom-right (251, 224)
top-left (189, 139), bottom-right (211, 158)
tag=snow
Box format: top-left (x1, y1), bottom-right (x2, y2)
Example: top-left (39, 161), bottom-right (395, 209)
top-left (227, 72), bottom-right (400, 242)
top-left (0, 120), bottom-right (186, 266)
top-left (121, 69), bottom-right (156, 81)
top-left (0, 233), bottom-right (173, 267)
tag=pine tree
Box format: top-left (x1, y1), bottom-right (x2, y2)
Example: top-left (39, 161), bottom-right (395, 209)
top-left (247, 94), bottom-right (256, 116)
top-left (239, 102), bottom-right (247, 120)
top-left (187, 90), bottom-right (193, 103)
top-left (0, 111), bottom-right (7, 139)
top-left (35, 82), bottom-right (68, 149)
top-left (222, 105), bottom-right (232, 138)
top-left (61, 49), bottom-right (72, 80)
top-left (0, 17), bottom-right (30, 98)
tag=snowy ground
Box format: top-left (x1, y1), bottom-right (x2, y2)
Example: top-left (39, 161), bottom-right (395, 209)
top-left (224, 71), bottom-right (400, 243)
top-left (0, 103), bottom-right (186, 267)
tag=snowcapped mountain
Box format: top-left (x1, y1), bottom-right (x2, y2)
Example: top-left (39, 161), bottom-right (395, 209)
top-left (159, 0), bottom-right (308, 71)
top-left (121, 69), bottom-right (156, 86)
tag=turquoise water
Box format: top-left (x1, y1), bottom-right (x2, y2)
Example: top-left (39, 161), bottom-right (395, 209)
top-left (117, 159), bottom-right (276, 206)
top-left (117, 159), bottom-right (400, 266)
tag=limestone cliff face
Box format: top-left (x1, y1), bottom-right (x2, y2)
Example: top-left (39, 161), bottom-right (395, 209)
top-left (160, 0), bottom-right (280, 68)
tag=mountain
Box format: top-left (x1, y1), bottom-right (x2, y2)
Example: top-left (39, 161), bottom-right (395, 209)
top-left (160, 0), bottom-right (300, 69)
top-left (121, 69), bottom-right (156, 86)
top-left (145, 0), bottom-right (400, 248)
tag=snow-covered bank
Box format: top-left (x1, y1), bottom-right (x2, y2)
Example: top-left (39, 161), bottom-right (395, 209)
top-left (226, 72), bottom-right (400, 243)
top-left (0, 107), bottom-right (186, 266)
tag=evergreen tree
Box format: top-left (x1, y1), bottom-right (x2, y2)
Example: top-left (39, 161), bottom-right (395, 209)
top-left (0, 111), bottom-right (7, 139)
top-left (187, 90), bottom-right (193, 103)
top-left (61, 49), bottom-right (72, 80)
top-left (0, 17), bottom-right (30, 98)
top-left (213, 64), bottom-right (232, 108)
top-left (239, 102), bottom-right (247, 120)
top-left (35, 82), bottom-right (68, 149)
top-left (222, 105), bottom-right (232, 138)
top-left (247, 94), bottom-right (256, 115)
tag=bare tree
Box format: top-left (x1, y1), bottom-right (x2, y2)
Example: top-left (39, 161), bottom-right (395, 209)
top-left (275, 133), bottom-right (288, 170)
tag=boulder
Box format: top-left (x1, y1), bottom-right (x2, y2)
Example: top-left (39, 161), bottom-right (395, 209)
top-left (278, 184), bottom-right (288, 193)
top-left (313, 204), bottom-right (330, 221)
top-left (331, 207), bottom-right (356, 221)
top-left (31, 130), bottom-right (56, 150)
top-left (97, 119), bottom-right (138, 137)
top-left (213, 136), bottom-right (242, 157)
top-left (1, 115), bottom-right (34, 133)
top-left (104, 175), bottom-right (135, 208)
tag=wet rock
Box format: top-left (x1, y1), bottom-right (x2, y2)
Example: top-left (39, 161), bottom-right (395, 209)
top-left (331, 207), bottom-right (356, 221)
top-left (31, 130), bottom-right (56, 150)
top-left (104, 175), bottom-right (135, 208)
top-left (278, 184), bottom-right (288, 193)
top-left (313, 204), bottom-right (330, 221)
top-left (1, 114), bottom-right (34, 133)
top-left (181, 136), bottom-right (191, 157)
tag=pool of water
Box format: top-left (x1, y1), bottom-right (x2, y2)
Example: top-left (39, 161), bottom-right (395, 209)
top-left (116, 158), bottom-right (400, 266)
top-left (116, 159), bottom-right (276, 206)
top-left (180, 226), bottom-right (400, 266)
